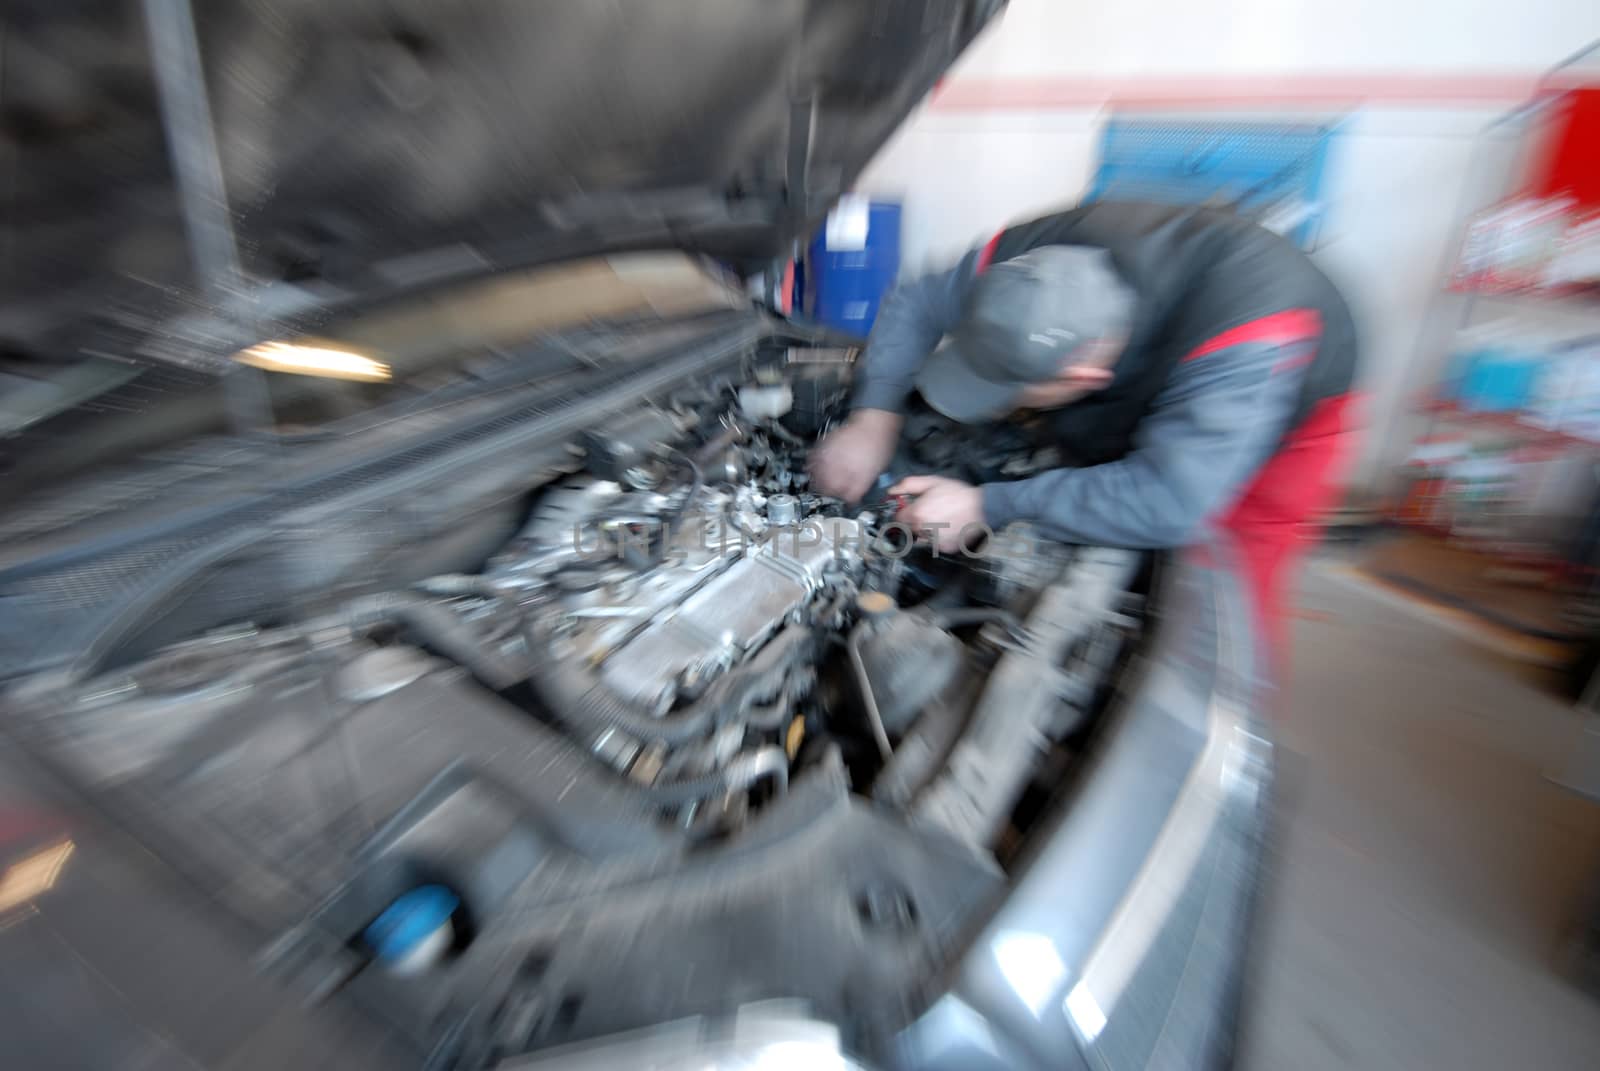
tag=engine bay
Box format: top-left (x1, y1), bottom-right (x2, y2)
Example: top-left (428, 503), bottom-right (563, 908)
top-left (6, 350), bottom-right (1152, 1064)
top-left (372, 359), bottom-right (1148, 845)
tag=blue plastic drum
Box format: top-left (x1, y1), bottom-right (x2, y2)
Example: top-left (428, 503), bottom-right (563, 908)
top-left (806, 198), bottom-right (902, 338)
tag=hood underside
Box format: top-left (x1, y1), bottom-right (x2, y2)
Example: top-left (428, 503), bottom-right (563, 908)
top-left (3, 0), bottom-right (999, 369)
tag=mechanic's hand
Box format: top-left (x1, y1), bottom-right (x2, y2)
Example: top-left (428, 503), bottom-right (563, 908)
top-left (808, 408), bottom-right (903, 502)
top-left (888, 475), bottom-right (987, 554)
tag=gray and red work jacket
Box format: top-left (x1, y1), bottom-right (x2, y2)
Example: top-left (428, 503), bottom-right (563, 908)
top-left (852, 200), bottom-right (1359, 552)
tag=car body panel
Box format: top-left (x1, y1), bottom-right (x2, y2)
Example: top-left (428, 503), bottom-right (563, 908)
top-left (892, 540), bottom-right (1271, 1070)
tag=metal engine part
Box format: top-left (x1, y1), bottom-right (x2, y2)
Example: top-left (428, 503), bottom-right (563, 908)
top-left (519, 478), bottom-right (631, 550)
top-left (581, 407), bottom-right (694, 488)
top-left (589, 515), bottom-right (863, 712)
top-left (968, 522), bottom-right (1078, 609)
top-left (915, 546), bottom-right (1142, 846)
top-left (766, 493), bottom-right (800, 527)
top-left (520, 466), bottom-right (864, 718)
top-left (851, 606), bottom-right (965, 736)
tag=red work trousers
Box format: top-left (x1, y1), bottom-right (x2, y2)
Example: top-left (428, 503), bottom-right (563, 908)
top-left (1217, 393), bottom-right (1360, 679)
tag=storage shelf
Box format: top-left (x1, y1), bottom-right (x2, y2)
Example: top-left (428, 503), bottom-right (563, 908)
top-left (1421, 398), bottom-right (1600, 451)
top-left (1383, 516), bottom-right (1570, 574)
top-left (1394, 51), bottom-right (1600, 589)
top-left (1448, 282), bottom-right (1600, 310)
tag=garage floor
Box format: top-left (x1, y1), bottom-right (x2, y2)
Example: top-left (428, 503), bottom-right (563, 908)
top-left (1237, 560), bottom-right (1600, 1070)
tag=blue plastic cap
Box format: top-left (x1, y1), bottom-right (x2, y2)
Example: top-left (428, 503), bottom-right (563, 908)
top-left (363, 885), bottom-right (460, 962)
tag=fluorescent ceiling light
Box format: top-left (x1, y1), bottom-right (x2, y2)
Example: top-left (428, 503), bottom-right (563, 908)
top-left (0, 840), bottom-right (75, 914)
top-left (234, 341), bottom-right (392, 382)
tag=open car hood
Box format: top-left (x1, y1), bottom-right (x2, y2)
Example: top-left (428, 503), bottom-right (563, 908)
top-left (3, 0), bottom-right (1000, 371)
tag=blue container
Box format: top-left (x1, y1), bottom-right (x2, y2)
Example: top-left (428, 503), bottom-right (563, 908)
top-left (806, 199), bottom-right (902, 338)
top-left (364, 885), bottom-right (459, 973)
top-left (1458, 346), bottom-right (1545, 412)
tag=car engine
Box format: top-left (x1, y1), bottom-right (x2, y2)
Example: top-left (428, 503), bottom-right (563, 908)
top-left (355, 368), bottom-right (1149, 844)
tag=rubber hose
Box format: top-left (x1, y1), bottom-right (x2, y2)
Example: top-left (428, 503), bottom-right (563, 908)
top-left (525, 623), bottom-right (812, 748)
top-left (846, 627), bottom-right (893, 763)
top-left (600, 449), bottom-right (703, 572)
top-left (692, 422), bottom-right (746, 466)
top-left (346, 593), bottom-right (526, 691)
top-left (872, 695), bottom-right (969, 808)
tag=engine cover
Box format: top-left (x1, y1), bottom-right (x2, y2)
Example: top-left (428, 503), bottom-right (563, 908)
top-left (597, 516), bottom-right (861, 711)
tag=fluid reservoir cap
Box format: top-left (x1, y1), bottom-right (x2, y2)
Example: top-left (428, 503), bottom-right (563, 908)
top-left (766, 493), bottom-right (800, 527)
top-left (364, 885), bottom-right (459, 973)
top-left (855, 591), bottom-right (896, 618)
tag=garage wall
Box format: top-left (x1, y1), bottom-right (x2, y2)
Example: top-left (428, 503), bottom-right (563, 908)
top-left (855, 0), bottom-right (1600, 492)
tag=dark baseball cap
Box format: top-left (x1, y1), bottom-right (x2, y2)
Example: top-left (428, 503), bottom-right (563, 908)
top-left (916, 244), bottom-right (1136, 422)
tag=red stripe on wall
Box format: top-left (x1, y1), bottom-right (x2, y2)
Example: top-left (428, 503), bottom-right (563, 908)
top-left (927, 74), bottom-right (1566, 112)
top-left (1184, 309), bottom-right (1323, 362)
